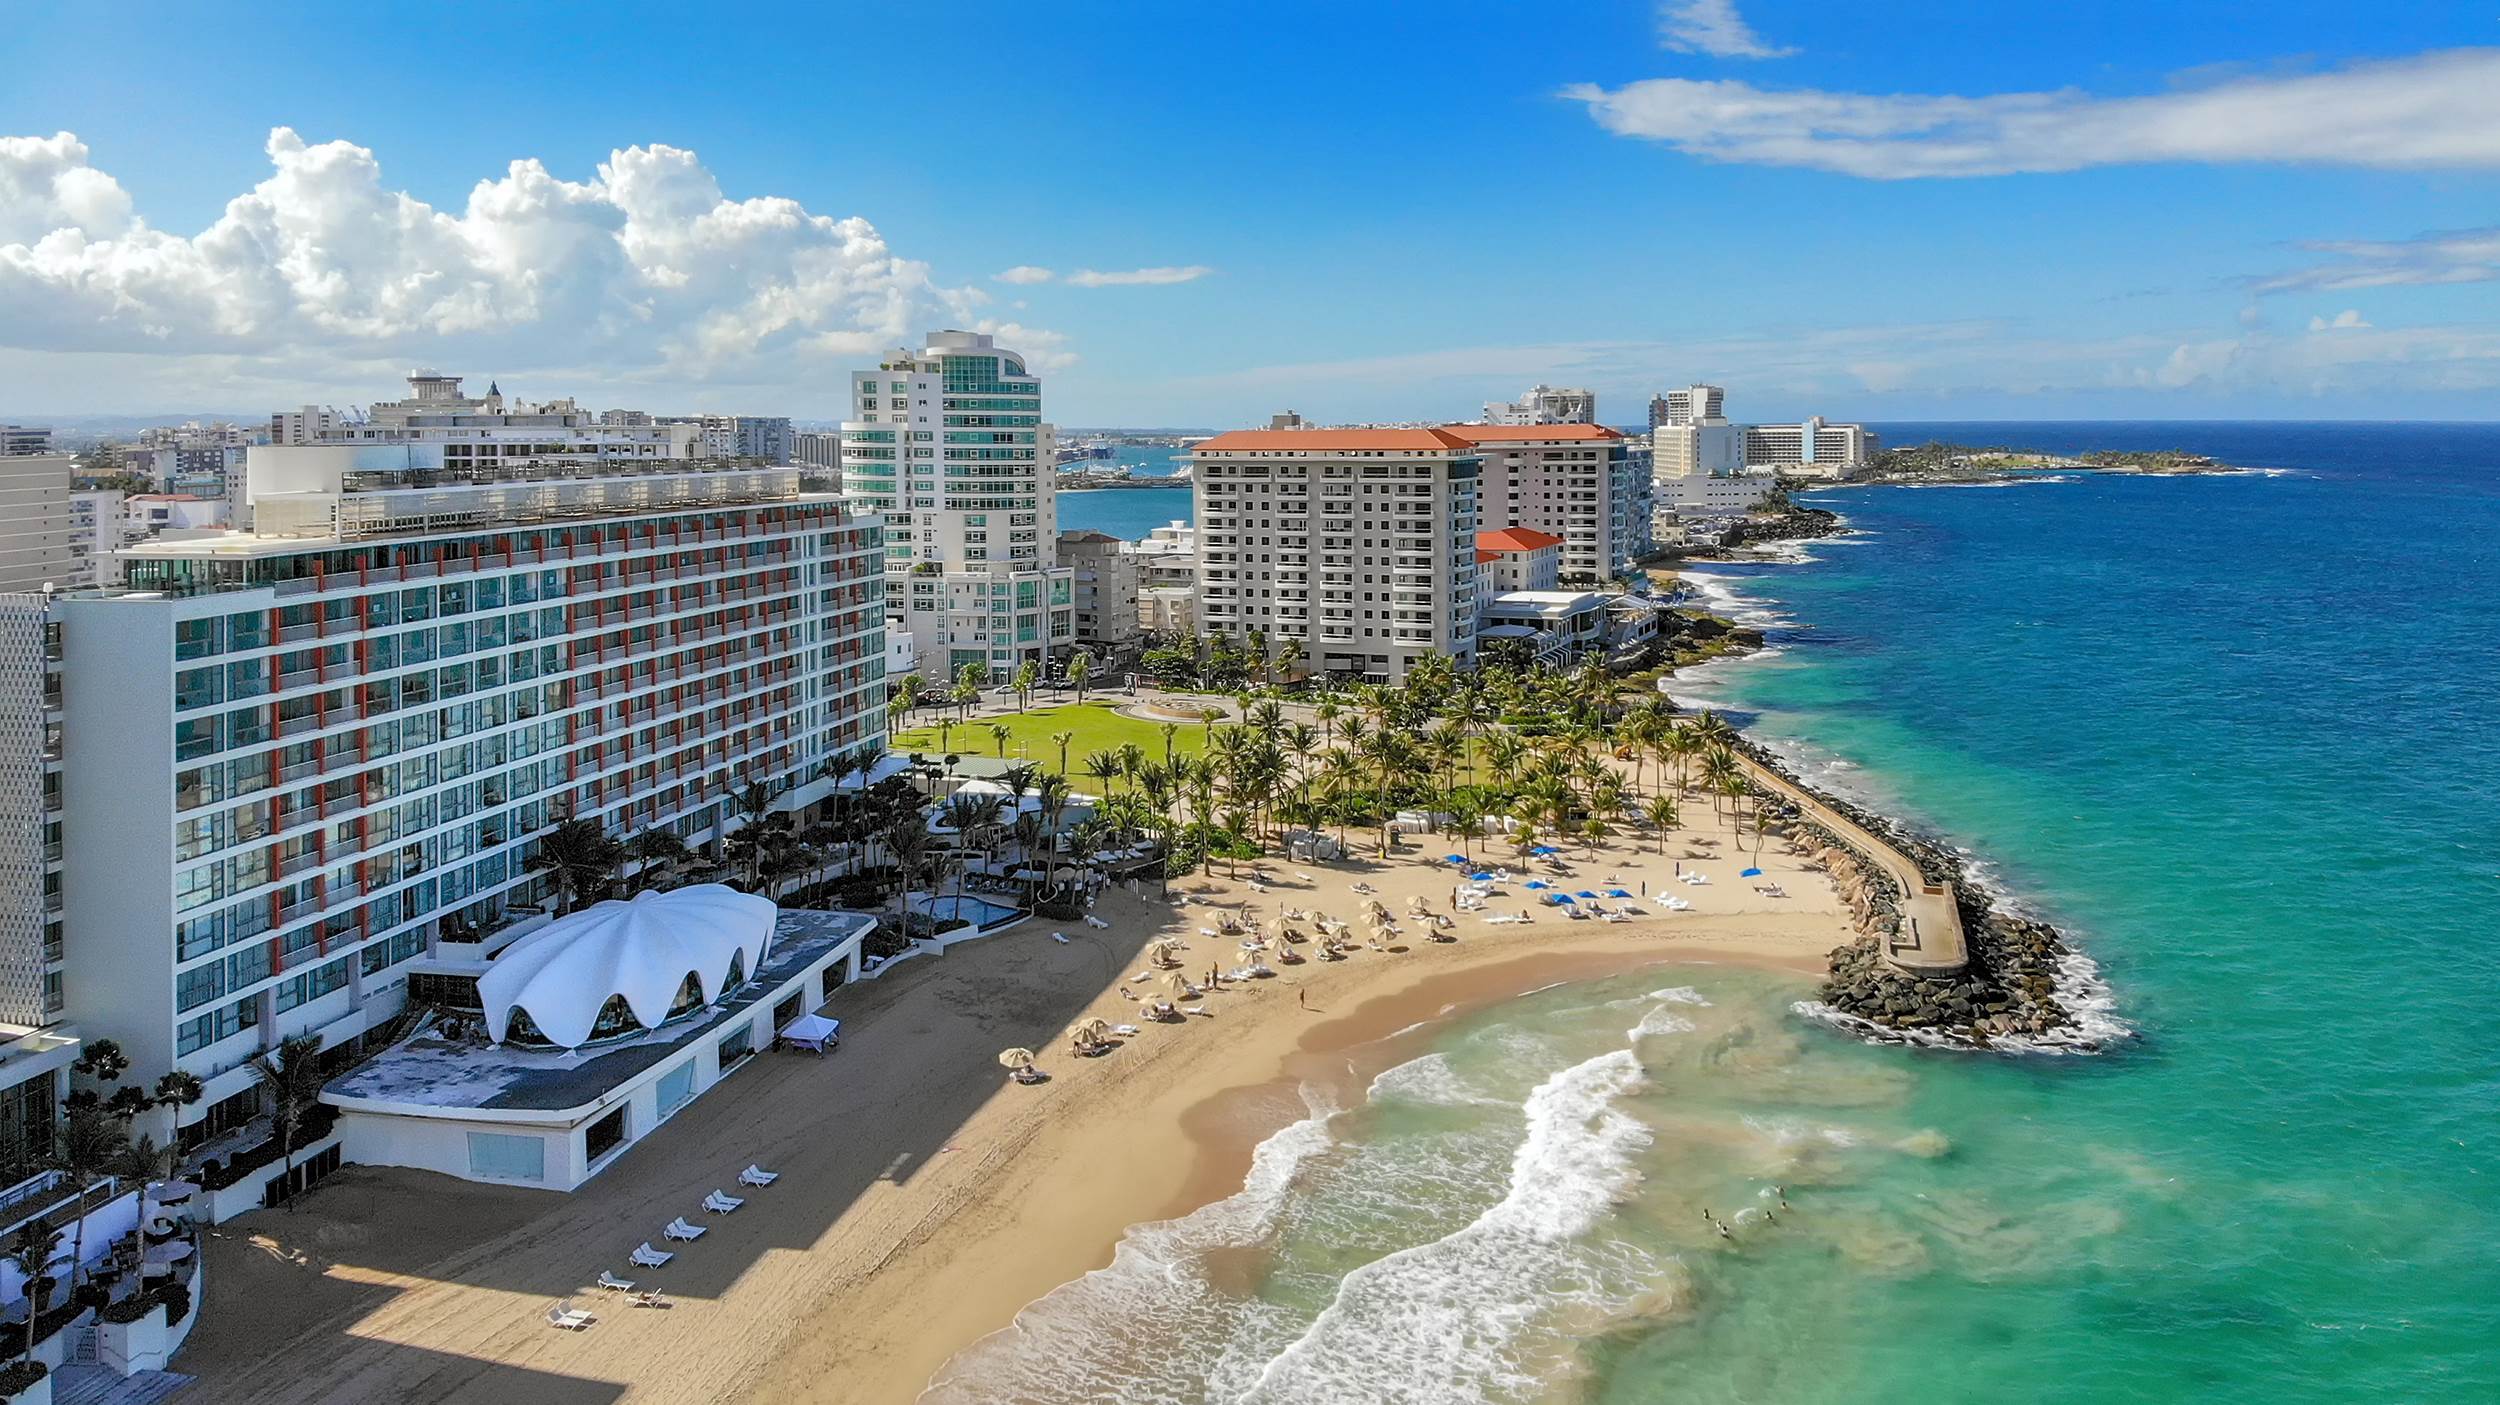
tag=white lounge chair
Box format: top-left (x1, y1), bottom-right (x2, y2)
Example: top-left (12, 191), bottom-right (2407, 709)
top-left (547, 1300), bottom-right (595, 1330)
top-left (1049, 931), bottom-right (1070, 943)
top-left (739, 1165), bottom-right (779, 1187)
top-left (703, 1190), bottom-right (745, 1214)
top-left (595, 1270), bottom-right (636, 1292)
top-left (663, 1217), bottom-right (707, 1242)
top-left (630, 1243), bottom-right (675, 1268)
top-left (633, 1289), bottom-right (672, 1310)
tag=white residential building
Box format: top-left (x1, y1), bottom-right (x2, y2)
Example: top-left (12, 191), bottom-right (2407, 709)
top-left (793, 430), bottom-right (842, 485)
top-left (1649, 384), bottom-right (1726, 429)
top-left (49, 442), bottom-right (886, 1151)
top-left (1444, 424), bottom-right (1645, 583)
top-left (1744, 416), bottom-right (1877, 478)
top-left (2, 426), bottom-right (57, 457)
top-left (1188, 428), bottom-right (1479, 683)
top-left (840, 331), bottom-right (1075, 682)
top-left (68, 490), bottom-right (125, 589)
top-left (269, 406), bottom-right (339, 445)
top-left (1127, 521), bottom-right (1199, 635)
top-left (696, 415), bottom-right (795, 463)
top-left (1481, 384), bottom-right (1597, 426)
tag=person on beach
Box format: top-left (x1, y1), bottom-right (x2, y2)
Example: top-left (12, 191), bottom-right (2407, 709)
top-left (1119, 985), bottom-right (1135, 1003)
top-left (1298, 989), bottom-right (1310, 1010)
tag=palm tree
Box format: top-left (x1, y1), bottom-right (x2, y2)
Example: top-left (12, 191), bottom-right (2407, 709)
top-left (1643, 795), bottom-right (1679, 852)
top-left (1067, 651), bottom-right (1093, 704)
top-left (248, 1033), bottom-right (327, 1212)
top-left (891, 672), bottom-right (924, 719)
top-left (1082, 750), bottom-right (1122, 796)
top-left (1051, 730), bottom-right (1076, 776)
top-left (5, 1222), bottom-right (52, 1370)
top-left (529, 817), bottom-right (622, 915)
top-left (625, 829), bottom-right (692, 892)
top-left (45, 1111), bottom-right (127, 1298)
top-left (1159, 721), bottom-right (1181, 771)
top-left (1012, 660), bottom-right (1039, 712)
top-left (885, 819), bottom-right (932, 937)
top-left (988, 722), bottom-right (1014, 758)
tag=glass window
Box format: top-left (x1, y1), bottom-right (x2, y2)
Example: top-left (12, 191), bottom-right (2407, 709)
top-left (465, 1131), bottom-right (547, 1183)
top-left (656, 1062), bottom-right (697, 1117)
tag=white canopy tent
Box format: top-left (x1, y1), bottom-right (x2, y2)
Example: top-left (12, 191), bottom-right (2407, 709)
top-left (778, 1012), bottom-right (842, 1054)
top-left (477, 885), bottom-right (776, 1048)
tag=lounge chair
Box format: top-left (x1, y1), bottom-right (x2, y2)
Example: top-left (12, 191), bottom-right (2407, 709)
top-left (547, 1300), bottom-right (596, 1330)
top-left (595, 1270), bottom-right (637, 1292)
top-left (703, 1190), bottom-right (745, 1214)
top-left (740, 1165), bottom-right (780, 1187)
top-left (663, 1217), bottom-right (707, 1242)
top-left (630, 1243), bottom-right (675, 1268)
top-left (633, 1289), bottom-right (673, 1310)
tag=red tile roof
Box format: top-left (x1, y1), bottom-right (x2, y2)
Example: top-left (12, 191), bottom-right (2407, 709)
top-left (1192, 428), bottom-right (1475, 452)
top-left (1441, 423), bottom-right (1624, 443)
top-left (1477, 527), bottom-right (1565, 552)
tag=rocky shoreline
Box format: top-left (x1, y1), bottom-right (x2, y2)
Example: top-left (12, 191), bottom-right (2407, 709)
top-left (1732, 739), bottom-right (2100, 1051)
top-left (1661, 511), bottom-right (2117, 1055)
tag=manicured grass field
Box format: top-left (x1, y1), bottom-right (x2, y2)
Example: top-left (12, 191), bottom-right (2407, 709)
top-left (888, 701), bottom-right (1210, 775)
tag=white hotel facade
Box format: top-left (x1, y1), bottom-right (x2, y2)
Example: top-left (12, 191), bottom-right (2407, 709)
top-left (1188, 428), bottom-right (1481, 683)
top-left (839, 331), bottom-right (1075, 681)
top-left (42, 443), bottom-right (886, 1149)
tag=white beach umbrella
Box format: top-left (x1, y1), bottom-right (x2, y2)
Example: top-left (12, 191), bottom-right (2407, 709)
top-left (997, 1047), bottom-right (1037, 1070)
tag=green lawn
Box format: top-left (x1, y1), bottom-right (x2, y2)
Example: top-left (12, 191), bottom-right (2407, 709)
top-left (889, 702), bottom-right (1210, 776)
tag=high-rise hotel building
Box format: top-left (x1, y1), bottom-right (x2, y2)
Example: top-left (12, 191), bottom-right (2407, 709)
top-left (42, 440), bottom-right (885, 1147)
top-left (839, 331), bottom-right (1074, 680)
top-left (1187, 429), bottom-right (1480, 683)
top-left (1444, 424), bottom-right (1646, 583)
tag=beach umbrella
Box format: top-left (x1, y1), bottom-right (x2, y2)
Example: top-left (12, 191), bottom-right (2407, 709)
top-left (1524, 880), bottom-right (1550, 890)
top-left (1606, 888), bottom-right (1633, 898)
top-left (1444, 854), bottom-right (1467, 866)
top-left (1165, 973), bottom-right (1196, 998)
top-left (1530, 845), bottom-right (1558, 856)
top-left (1741, 867), bottom-right (1763, 877)
top-left (1555, 894), bottom-right (1576, 904)
top-left (1575, 890), bottom-right (1600, 899)
top-left (1075, 1017), bottom-right (1111, 1043)
top-left (997, 1047), bottom-right (1037, 1070)
top-left (1468, 872), bottom-right (1495, 882)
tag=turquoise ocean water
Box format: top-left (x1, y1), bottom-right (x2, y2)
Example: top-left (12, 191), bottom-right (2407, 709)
top-left (932, 424), bottom-right (2500, 1402)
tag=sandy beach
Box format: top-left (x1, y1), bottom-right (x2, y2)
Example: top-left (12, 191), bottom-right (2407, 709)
top-left (177, 803), bottom-right (1855, 1404)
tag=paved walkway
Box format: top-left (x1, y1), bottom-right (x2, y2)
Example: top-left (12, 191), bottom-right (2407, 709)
top-left (1736, 754), bottom-right (1969, 975)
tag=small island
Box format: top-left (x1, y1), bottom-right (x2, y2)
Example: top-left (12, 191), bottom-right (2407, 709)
top-left (1860, 440), bottom-right (2234, 484)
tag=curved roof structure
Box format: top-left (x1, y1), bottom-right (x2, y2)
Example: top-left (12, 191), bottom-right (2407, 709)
top-left (478, 884), bottom-right (776, 1048)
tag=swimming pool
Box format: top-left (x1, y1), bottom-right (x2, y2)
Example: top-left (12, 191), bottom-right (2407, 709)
top-left (907, 895), bottom-right (1024, 929)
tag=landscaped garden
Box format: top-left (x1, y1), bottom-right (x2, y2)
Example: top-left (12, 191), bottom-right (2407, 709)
top-left (889, 701), bottom-right (1213, 776)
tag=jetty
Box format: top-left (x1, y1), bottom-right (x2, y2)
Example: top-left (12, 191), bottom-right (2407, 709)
top-left (1736, 754), bottom-right (1968, 975)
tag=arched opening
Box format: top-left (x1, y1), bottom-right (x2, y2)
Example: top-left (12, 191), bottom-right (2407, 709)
top-left (666, 971), bottom-right (708, 1019)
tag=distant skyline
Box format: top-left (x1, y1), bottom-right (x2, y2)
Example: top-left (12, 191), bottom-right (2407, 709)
top-left (6, 2), bottom-right (2500, 425)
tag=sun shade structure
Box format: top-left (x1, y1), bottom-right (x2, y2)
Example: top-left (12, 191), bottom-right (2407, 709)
top-left (478, 885), bottom-right (777, 1048)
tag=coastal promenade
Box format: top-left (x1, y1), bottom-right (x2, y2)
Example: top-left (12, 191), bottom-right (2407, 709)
top-left (1734, 754), bottom-right (1968, 975)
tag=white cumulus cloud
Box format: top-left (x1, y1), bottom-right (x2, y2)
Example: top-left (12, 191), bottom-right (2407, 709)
top-left (994, 265), bottom-right (1055, 284)
top-left (1564, 48), bottom-right (2500, 178)
top-left (2308, 309), bottom-right (2372, 331)
top-left (1657, 1), bottom-right (1794, 60)
top-left (0, 126), bottom-right (1029, 396)
top-left (1063, 265), bottom-right (1213, 287)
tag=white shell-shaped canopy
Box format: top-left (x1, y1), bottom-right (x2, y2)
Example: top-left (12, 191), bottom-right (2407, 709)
top-left (479, 884), bottom-right (776, 1048)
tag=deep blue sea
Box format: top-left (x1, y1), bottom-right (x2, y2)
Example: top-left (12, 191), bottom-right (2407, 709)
top-left (1057, 444), bottom-right (1192, 540)
top-left (952, 424), bottom-right (2500, 1403)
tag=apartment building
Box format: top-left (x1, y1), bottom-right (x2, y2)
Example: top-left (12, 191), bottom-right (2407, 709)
top-left (1128, 521), bottom-right (1198, 635)
top-left (1481, 384), bottom-right (1597, 426)
top-left (1649, 384), bottom-right (1726, 429)
top-left (1, 426), bottom-right (56, 457)
top-left (1059, 530), bottom-right (1142, 650)
top-left (695, 415), bottom-right (795, 463)
top-left (793, 430), bottom-right (842, 482)
top-left (49, 443), bottom-right (886, 1149)
top-left (270, 406), bottom-right (338, 445)
top-left (839, 331), bottom-right (1075, 681)
top-left (0, 452), bottom-right (74, 594)
top-left (1188, 429), bottom-right (1479, 683)
top-left (1444, 424), bottom-right (1645, 583)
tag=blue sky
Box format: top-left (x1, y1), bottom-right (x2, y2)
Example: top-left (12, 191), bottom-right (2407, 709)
top-left (5, 1), bottom-right (2500, 425)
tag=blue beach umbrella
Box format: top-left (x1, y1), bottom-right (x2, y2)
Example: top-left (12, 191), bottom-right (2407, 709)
top-left (1606, 888), bottom-right (1632, 898)
top-left (1529, 845), bottom-right (1559, 856)
top-left (1524, 880), bottom-right (1550, 890)
top-left (1741, 867), bottom-right (1763, 877)
top-left (1444, 854), bottom-right (1468, 866)
top-left (1554, 894), bottom-right (1576, 904)
top-left (1468, 872), bottom-right (1495, 882)
top-left (1575, 890), bottom-right (1600, 899)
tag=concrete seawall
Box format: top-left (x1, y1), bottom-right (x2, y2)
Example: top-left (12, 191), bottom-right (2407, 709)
top-left (1735, 754), bottom-right (1969, 976)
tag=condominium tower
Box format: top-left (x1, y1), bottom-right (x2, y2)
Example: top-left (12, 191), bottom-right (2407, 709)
top-left (839, 331), bottom-right (1074, 680)
top-left (1444, 424), bottom-right (1645, 583)
top-left (48, 441), bottom-right (886, 1148)
top-left (1481, 384), bottom-right (1597, 426)
top-left (1188, 429), bottom-right (1479, 682)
